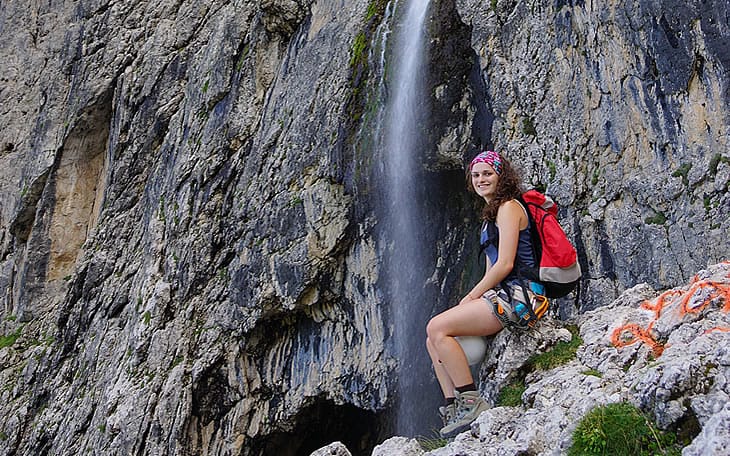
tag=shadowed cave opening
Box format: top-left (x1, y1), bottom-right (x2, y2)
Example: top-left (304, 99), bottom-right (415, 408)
top-left (252, 399), bottom-right (383, 456)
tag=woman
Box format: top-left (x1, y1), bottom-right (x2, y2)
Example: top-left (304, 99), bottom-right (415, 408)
top-left (425, 150), bottom-right (543, 438)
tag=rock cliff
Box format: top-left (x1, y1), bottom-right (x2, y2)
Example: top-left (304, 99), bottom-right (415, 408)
top-left (0, 0), bottom-right (728, 455)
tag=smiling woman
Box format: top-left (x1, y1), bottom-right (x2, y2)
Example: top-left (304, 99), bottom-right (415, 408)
top-left (425, 149), bottom-right (547, 438)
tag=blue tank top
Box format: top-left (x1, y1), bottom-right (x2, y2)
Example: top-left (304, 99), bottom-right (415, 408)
top-left (480, 208), bottom-right (536, 282)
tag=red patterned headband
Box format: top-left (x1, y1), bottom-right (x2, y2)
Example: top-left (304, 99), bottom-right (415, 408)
top-left (469, 150), bottom-right (503, 175)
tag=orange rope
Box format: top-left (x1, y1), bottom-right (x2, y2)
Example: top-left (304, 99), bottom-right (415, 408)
top-left (611, 270), bottom-right (730, 357)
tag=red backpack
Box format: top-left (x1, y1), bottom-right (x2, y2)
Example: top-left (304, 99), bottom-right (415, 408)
top-left (517, 190), bottom-right (582, 298)
top-left (484, 190), bottom-right (582, 298)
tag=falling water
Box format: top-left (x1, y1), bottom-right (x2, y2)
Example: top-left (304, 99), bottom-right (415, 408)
top-left (380, 0), bottom-right (435, 437)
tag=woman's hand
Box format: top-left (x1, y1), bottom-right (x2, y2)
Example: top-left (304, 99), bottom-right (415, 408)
top-left (459, 293), bottom-right (476, 306)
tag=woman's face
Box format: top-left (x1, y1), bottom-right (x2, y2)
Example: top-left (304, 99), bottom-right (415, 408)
top-left (470, 162), bottom-right (499, 200)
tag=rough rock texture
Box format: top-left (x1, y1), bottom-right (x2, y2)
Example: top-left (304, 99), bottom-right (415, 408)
top-left (1, 0), bottom-right (729, 455)
top-left (363, 262), bottom-right (730, 455)
top-left (456, 0), bottom-right (730, 313)
top-left (1, 1), bottom-right (397, 454)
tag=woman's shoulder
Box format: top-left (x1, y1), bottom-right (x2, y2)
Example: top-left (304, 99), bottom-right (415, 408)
top-left (497, 198), bottom-right (523, 213)
top-left (496, 198), bottom-right (529, 226)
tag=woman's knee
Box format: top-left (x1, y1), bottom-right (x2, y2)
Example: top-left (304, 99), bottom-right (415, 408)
top-left (426, 316), bottom-right (442, 340)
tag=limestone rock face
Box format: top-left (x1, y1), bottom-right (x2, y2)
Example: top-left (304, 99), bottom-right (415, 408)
top-left (0, 0), bottom-right (729, 455)
top-left (1, 0), bottom-right (393, 454)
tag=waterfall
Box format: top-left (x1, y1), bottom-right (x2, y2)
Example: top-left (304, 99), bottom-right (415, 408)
top-left (380, 0), bottom-right (437, 437)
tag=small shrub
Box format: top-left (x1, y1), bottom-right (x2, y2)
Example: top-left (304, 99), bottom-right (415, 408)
top-left (591, 168), bottom-right (600, 186)
top-left (645, 212), bottom-right (667, 225)
top-left (569, 402), bottom-right (682, 455)
top-left (527, 325), bottom-right (582, 371)
top-left (547, 160), bottom-right (557, 181)
top-left (0, 328), bottom-right (22, 349)
top-left (522, 117), bottom-right (537, 136)
top-left (708, 153), bottom-right (729, 175)
top-left (671, 163), bottom-right (692, 186)
top-left (497, 379), bottom-right (526, 407)
top-left (365, 0), bottom-right (387, 20)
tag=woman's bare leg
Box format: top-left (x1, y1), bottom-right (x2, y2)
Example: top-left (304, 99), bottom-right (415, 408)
top-left (426, 336), bottom-right (455, 398)
top-left (426, 297), bottom-right (503, 396)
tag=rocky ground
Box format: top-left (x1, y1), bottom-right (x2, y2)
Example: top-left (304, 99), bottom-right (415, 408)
top-left (316, 261), bottom-right (730, 455)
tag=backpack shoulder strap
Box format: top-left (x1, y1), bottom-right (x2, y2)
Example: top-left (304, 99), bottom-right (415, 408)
top-left (515, 194), bottom-right (542, 267)
top-left (481, 219), bottom-right (499, 250)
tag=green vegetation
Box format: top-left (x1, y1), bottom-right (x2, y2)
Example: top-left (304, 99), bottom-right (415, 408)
top-left (582, 369), bottom-right (603, 378)
top-left (497, 379), bottom-right (526, 406)
top-left (236, 44), bottom-right (251, 72)
top-left (346, 0), bottom-right (388, 126)
top-left (522, 116), bottom-right (537, 136)
top-left (569, 402), bottom-right (683, 456)
top-left (172, 356), bottom-right (184, 368)
top-left (289, 195), bottom-right (303, 207)
top-left (547, 160), bottom-right (557, 181)
top-left (703, 196), bottom-right (712, 212)
top-left (158, 195), bottom-right (166, 223)
top-left (366, 0), bottom-right (387, 20)
top-left (417, 433), bottom-right (448, 451)
top-left (671, 163), bottom-right (692, 186)
top-left (709, 153), bottom-right (729, 175)
top-left (142, 311), bottom-right (151, 325)
top-left (645, 211), bottom-right (667, 226)
top-left (527, 325), bottom-right (582, 371)
top-left (350, 32), bottom-right (368, 68)
top-left (490, 0), bottom-right (498, 11)
top-left (0, 327), bottom-right (22, 349)
top-left (591, 168), bottom-right (600, 186)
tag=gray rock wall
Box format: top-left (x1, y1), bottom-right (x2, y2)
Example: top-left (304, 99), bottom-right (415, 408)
top-left (0, 0), bottom-right (728, 455)
top-left (1, 0), bottom-right (394, 454)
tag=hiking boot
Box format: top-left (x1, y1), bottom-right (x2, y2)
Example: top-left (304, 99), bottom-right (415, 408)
top-left (439, 390), bottom-right (489, 438)
top-left (438, 403), bottom-right (457, 427)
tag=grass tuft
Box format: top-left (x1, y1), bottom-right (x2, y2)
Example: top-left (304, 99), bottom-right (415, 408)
top-left (527, 324), bottom-right (582, 371)
top-left (0, 328), bottom-right (22, 349)
top-left (417, 431), bottom-right (448, 451)
top-left (497, 379), bottom-right (526, 407)
top-left (569, 402), bottom-right (683, 455)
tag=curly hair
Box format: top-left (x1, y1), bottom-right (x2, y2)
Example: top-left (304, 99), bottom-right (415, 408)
top-left (465, 152), bottom-right (525, 221)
